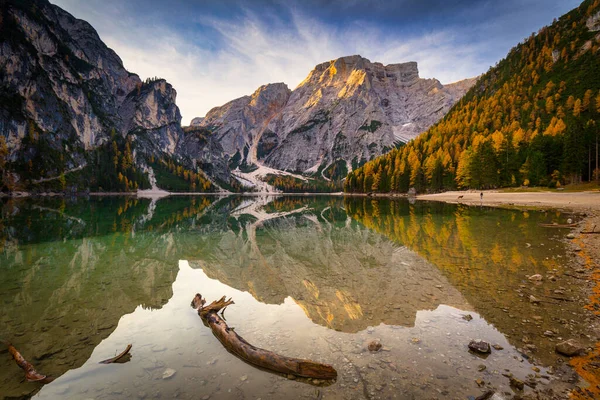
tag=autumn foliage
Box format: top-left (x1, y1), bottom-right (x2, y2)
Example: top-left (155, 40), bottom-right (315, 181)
top-left (345, 0), bottom-right (600, 193)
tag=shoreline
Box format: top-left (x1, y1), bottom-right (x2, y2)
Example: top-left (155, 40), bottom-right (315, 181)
top-left (417, 190), bottom-right (600, 213)
top-left (420, 190), bottom-right (600, 398)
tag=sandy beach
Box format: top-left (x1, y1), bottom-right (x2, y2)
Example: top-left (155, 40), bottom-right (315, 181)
top-left (418, 190), bottom-right (600, 212)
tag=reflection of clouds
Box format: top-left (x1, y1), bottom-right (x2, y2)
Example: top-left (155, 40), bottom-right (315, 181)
top-left (37, 263), bottom-right (547, 400)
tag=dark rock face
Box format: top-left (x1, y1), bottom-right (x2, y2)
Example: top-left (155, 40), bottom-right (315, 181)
top-left (0, 0), bottom-right (228, 188)
top-left (177, 126), bottom-right (230, 184)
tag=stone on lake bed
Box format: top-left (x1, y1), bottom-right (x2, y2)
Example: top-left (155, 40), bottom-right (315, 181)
top-left (529, 295), bottom-right (541, 304)
top-left (555, 339), bottom-right (585, 356)
top-left (368, 340), bottom-right (382, 352)
top-left (474, 391), bottom-right (496, 400)
top-left (528, 274), bottom-right (543, 281)
top-left (566, 233), bottom-right (576, 239)
top-left (162, 368), bottom-right (176, 379)
top-left (468, 340), bottom-right (491, 354)
top-left (509, 376), bottom-right (525, 390)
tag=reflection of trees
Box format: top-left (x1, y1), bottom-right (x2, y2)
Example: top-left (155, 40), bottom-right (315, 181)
top-left (192, 197), bottom-right (471, 333)
top-left (0, 195), bottom-right (221, 398)
top-left (345, 197), bottom-right (588, 365)
top-left (0, 193), bottom-right (587, 398)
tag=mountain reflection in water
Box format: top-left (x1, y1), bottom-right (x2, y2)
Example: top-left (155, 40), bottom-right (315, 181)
top-left (0, 195), bottom-right (592, 399)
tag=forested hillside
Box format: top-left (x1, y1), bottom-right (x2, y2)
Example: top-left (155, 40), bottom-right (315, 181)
top-left (345, 0), bottom-right (600, 193)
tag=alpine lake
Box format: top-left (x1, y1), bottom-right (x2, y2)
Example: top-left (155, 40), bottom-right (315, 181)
top-left (0, 195), bottom-right (596, 400)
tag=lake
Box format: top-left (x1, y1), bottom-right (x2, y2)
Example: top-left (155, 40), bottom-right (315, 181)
top-left (0, 195), bottom-right (594, 399)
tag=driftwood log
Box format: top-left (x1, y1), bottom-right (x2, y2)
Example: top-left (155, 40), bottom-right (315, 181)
top-left (5, 343), bottom-right (53, 383)
top-left (99, 344), bottom-right (132, 364)
top-left (191, 294), bottom-right (337, 380)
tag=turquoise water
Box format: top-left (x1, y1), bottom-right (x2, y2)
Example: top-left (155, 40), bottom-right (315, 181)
top-left (0, 195), bottom-right (590, 399)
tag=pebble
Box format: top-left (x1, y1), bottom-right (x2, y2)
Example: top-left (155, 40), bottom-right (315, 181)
top-left (468, 340), bottom-right (491, 354)
top-left (528, 274), bottom-right (543, 281)
top-left (529, 295), bottom-right (541, 304)
top-left (555, 339), bottom-right (585, 356)
top-left (162, 368), bottom-right (176, 380)
top-left (240, 375), bottom-right (248, 382)
top-left (368, 340), bottom-right (382, 352)
top-left (509, 376), bottom-right (524, 390)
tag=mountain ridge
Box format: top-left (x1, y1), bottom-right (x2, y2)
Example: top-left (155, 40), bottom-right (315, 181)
top-left (195, 54), bottom-right (476, 182)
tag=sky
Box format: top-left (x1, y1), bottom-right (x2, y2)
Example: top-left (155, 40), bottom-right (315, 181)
top-left (51, 0), bottom-right (581, 125)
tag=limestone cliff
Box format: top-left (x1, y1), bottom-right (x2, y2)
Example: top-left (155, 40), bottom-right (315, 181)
top-left (196, 55), bottom-right (475, 176)
top-left (0, 0), bottom-right (227, 191)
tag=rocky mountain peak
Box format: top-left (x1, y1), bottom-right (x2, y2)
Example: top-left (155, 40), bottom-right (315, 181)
top-left (0, 0), bottom-right (228, 192)
top-left (248, 82), bottom-right (291, 108)
top-left (192, 54), bottom-right (475, 179)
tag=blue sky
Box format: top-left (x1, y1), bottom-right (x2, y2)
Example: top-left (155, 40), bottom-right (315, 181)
top-left (51, 0), bottom-right (581, 125)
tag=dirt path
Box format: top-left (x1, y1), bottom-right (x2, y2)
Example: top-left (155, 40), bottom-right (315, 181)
top-left (32, 165), bottom-right (85, 184)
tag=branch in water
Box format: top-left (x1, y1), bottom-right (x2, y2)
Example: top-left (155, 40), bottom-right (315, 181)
top-left (5, 342), bottom-right (53, 383)
top-left (191, 293), bottom-right (338, 380)
top-left (99, 344), bottom-right (133, 364)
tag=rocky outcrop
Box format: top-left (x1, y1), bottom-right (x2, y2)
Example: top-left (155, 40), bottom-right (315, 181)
top-left (199, 83), bottom-right (292, 168)
top-left (196, 55), bottom-right (475, 175)
top-left (0, 0), bottom-right (228, 189)
top-left (177, 126), bottom-right (230, 183)
top-left (121, 79), bottom-right (183, 157)
top-left (587, 10), bottom-right (600, 32)
top-left (190, 117), bottom-right (204, 126)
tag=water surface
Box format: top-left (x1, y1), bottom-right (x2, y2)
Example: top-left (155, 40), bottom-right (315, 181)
top-left (0, 196), bottom-right (592, 399)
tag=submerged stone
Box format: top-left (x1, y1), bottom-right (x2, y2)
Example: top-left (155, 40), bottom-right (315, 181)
top-left (468, 340), bottom-right (491, 354)
top-left (368, 340), bottom-right (382, 352)
top-left (162, 368), bottom-right (176, 380)
top-left (555, 339), bottom-right (585, 356)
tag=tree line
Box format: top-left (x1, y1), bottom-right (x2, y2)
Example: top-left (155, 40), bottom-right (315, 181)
top-left (345, 0), bottom-right (600, 193)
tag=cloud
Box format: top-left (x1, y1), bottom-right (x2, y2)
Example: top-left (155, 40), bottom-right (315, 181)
top-left (50, 1), bottom-right (512, 124)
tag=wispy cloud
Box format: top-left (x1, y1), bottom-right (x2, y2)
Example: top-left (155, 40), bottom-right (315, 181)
top-left (49, 0), bottom-right (568, 124)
